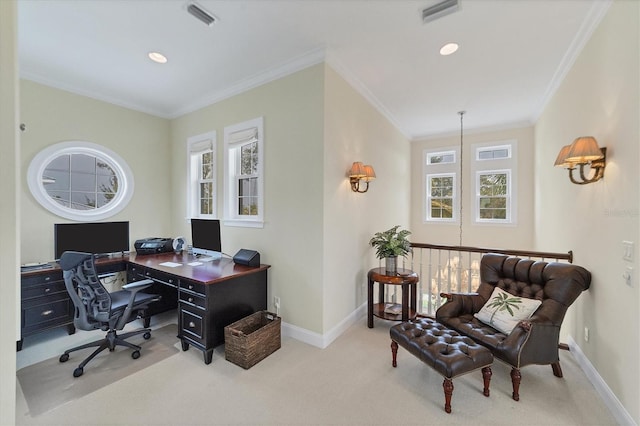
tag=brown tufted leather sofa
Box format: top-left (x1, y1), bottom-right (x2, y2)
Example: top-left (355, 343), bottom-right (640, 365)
top-left (435, 253), bottom-right (591, 401)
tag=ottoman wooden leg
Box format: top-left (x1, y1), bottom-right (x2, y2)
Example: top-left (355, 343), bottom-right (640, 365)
top-left (511, 367), bottom-right (521, 401)
top-left (391, 340), bottom-right (398, 367)
top-left (443, 378), bottom-right (454, 414)
top-left (482, 366), bottom-right (492, 397)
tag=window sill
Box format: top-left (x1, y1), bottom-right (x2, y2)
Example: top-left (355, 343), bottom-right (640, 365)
top-left (223, 219), bottom-right (264, 229)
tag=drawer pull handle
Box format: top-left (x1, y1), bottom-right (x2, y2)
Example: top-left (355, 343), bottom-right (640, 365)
top-left (189, 321), bottom-right (196, 328)
top-left (41, 310), bottom-right (53, 316)
top-left (189, 284), bottom-right (194, 290)
top-left (44, 288), bottom-right (51, 293)
top-left (169, 279), bottom-right (173, 283)
top-left (44, 277), bottom-right (51, 282)
top-left (188, 297), bottom-right (193, 303)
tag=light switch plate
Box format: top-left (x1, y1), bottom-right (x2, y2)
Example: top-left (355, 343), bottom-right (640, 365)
top-left (622, 241), bottom-right (634, 262)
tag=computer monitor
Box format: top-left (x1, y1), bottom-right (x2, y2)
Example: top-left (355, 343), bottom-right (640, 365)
top-left (54, 221), bottom-right (130, 260)
top-left (191, 218), bottom-right (222, 260)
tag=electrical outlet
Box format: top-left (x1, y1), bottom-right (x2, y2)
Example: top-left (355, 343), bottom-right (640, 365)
top-left (584, 327), bottom-right (589, 342)
top-left (274, 296), bottom-right (280, 309)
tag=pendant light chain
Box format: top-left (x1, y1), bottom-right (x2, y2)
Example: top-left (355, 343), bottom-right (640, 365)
top-left (458, 111), bottom-right (465, 247)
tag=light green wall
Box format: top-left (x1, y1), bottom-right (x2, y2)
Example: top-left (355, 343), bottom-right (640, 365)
top-left (410, 126), bottom-right (535, 249)
top-left (170, 64), bottom-right (326, 333)
top-left (0, 1), bottom-right (19, 423)
top-left (534, 1), bottom-right (639, 422)
top-left (19, 81), bottom-right (172, 263)
top-left (322, 64), bottom-right (410, 331)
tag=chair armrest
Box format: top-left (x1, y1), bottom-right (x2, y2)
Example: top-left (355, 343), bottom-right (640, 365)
top-left (116, 279), bottom-right (155, 329)
top-left (499, 315), bottom-right (561, 367)
top-left (122, 279), bottom-right (154, 292)
top-left (436, 292), bottom-right (484, 319)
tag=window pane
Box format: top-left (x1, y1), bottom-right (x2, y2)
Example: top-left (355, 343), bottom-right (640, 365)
top-left (71, 192), bottom-right (96, 210)
top-left (43, 170), bottom-right (70, 190)
top-left (70, 171), bottom-right (96, 192)
top-left (238, 196), bottom-right (258, 216)
top-left (96, 160), bottom-right (115, 177)
top-left (97, 193), bottom-right (116, 208)
top-left (201, 151), bottom-right (213, 179)
top-left (46, 154), bottom-right (70, 171)
top-left (239, 177), bottom-right (257, 197)
top-left (46, 191), bottom-right (70, 207)
top-left (97, 174), bottom-right (118, 194)
top-left (71, 154), bottom-right (96, 174)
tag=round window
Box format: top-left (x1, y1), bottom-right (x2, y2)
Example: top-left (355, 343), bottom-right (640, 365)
top-left (27, 141), bottom-right (134, 221)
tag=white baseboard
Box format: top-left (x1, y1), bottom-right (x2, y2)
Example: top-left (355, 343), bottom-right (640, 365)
top-left (281, 303), bottom-right (367, 349)
top-left (567, 335), bottom-right (636, 426)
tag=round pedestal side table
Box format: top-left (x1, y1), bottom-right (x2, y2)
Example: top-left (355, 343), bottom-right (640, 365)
top-left (367, 267), bottom-right (418, 328)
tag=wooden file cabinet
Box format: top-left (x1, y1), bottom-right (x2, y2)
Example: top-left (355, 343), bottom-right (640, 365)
top-left (19, 269), bottom-right (75, 351)
top-left (18, 259), bottom-right (127, 351)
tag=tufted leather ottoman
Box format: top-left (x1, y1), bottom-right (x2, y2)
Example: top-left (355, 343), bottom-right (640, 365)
top-left (390, 317), bottom-right (493, 413)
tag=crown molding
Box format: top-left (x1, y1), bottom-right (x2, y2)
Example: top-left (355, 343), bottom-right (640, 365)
top-left (170, 47), bottom-right (326, 118)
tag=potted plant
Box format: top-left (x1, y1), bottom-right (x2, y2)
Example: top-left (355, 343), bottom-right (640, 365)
top-left (369, 225), bottom-right (412, 274)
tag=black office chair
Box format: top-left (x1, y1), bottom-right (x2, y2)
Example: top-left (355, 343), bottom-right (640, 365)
top-left (58, 251), bottom-right (160, 377)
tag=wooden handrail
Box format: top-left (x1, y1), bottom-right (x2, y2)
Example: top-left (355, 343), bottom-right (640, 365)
top-left (409, 242), bottom-right (573, 263)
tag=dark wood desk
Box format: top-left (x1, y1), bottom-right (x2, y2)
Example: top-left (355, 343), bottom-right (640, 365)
top-left (19, 253), bottom-right (270, 364)
top-left (367, 267), bottom-right (418, 328)
top-left (128, 252), bottom-right (269, 364)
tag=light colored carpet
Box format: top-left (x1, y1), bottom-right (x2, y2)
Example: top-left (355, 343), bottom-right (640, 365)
top-left (17, 324), bottom-right (179, 417)
top-left (15, 316), bottom-right (618, 425)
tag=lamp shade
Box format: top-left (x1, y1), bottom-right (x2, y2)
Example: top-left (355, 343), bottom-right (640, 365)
top-left (349, 162), bottom-right (366, 178)
top-left (553, 145), bottom-right (573, 167)
top-left (565, 137), bottom-right (604, 163)
top-left (362, 165), bottom-right (376, 182)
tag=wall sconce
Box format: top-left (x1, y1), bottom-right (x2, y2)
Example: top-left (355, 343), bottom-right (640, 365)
top-left (554, 136), bottom-right (606, 185)
top-left (348, 162), bottom-right (376, 193)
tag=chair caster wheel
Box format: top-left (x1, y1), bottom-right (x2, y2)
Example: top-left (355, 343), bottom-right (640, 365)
top-left (73, 367), bottom-right (83, 377)
top-left (132, 350), bottom-right (140, 359)
top-left (143, 332), bottom-right (151, 340)
top-left (59, 353), bottom-right (69, 363)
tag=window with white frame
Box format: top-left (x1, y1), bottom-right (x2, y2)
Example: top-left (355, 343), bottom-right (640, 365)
top-left (472, 141), bottom-right (517, 224)
top-left (424, 148), bottom-right (458, 222)
top-left (427, 173), bottom-right (456, 220)
top-left (187, 131), bottom-right (216, 219)
top-left (224, 117), bottom-right (264, 228)
top-left (27, 141), bottom-right (134, 221)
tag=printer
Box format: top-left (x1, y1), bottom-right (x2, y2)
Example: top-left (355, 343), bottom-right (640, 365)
top-left (134, 237), bottom-right (174, 255)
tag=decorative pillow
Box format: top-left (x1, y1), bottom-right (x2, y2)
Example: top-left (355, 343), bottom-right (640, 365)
top-left (474, 287), bottom-right (542, 334)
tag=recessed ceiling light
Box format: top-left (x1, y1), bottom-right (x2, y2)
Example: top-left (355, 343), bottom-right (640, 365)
top-left (148, 52), bottom-right (168, 64)
top-left (439, 43), bottom-right (459, 56)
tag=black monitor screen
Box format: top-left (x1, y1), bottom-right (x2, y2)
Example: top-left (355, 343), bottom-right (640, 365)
top-left (54, 221), bottom-right (130, 260)
top-left (191, 219), bottom-right (221, 253)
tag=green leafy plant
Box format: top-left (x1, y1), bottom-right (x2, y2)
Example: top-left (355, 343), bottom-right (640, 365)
top-left (485, 292), bottom-right (522, 325)
top-left (369, 225), bottom-right (412, 259)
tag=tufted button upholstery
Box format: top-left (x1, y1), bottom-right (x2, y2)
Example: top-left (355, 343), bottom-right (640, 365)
top-left (435, 253), bottom-right (591, 401)
top-left (390, 318), bottom-right (493, 379)
top-left (390, 317), bottom-right (493, 413)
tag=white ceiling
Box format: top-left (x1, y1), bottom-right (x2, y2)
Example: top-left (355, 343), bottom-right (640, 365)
top-left (17, 0), bottom-right (610, 140)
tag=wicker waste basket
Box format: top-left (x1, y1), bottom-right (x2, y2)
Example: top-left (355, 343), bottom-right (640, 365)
top-left (224, 311), bottom-right (281, 369)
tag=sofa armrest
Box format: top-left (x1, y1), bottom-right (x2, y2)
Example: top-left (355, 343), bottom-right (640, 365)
top-left (436, 292), bottom-right (485, 320)
top-left (498, 315), bottom-right (561, 367)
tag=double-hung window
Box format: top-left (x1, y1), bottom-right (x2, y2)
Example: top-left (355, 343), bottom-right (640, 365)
top-left (473, 142), bottom-right (516, 224)
top-left (187, 131), bottom-right (216, 219)
top-left (424, 149), bottom-right (458, 222)
top-left (224, 117), bottom-right (264, 228)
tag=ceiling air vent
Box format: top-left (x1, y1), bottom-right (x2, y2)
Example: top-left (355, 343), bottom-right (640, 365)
top-left (187, 2), bottom-right (216, 26)
top-left (422, 0), bottom-right (460, 24)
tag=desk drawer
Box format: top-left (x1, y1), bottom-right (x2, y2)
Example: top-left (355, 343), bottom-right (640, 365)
top-left (22, 271), bottom-right (63, 288)
top-left (180, 308), bottom-right (204, 344)
top-left (179, 290), bottom-right (206, 310)
top-left (144, 270), bottom-right (179, 288)
top-left (21, 280), bottom-right (67, 300)
top-left (181, 280), bottom-right (205, 295)
top-left (23, 298), bottom-right (72, 328)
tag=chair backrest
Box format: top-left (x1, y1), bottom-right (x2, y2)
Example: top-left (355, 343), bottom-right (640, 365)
top-left (478, 253), bottom-right (591, 326)
top-left (60, 251), bottom-right (112, 331)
